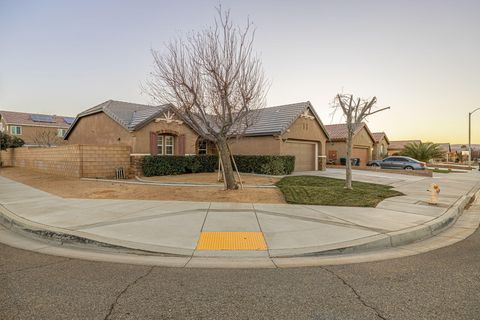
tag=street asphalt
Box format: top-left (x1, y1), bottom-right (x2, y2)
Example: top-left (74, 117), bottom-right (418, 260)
top-left (2, 226), bottom-right (480, 319)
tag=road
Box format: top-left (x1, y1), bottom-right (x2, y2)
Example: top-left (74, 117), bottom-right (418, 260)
top-left (1, 228), bottom-right (480, 320)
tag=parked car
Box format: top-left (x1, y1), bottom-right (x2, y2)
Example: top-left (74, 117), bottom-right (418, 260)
top-left (367, 156), bottom-right (426, 170)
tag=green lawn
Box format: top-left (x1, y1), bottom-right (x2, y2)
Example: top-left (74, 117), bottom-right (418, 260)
top-left (432, 169), bottom-right (451, 173)
top-left (276, 176), bottom-right (404, 207)
top-left (432, 169), bottom-right (466, 174)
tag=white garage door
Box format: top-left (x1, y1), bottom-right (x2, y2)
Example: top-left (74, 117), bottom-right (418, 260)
top-left (284, 141), bottom-right (316, 171)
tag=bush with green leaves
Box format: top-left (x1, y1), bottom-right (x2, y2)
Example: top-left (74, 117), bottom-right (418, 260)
top-left (234, 155), bottom-right (295, 175)
top-left (142, 154), bottom-right (295, 176)
top-left (0, 132), bottom-right (25, 150)
top-left (400, 142), bottom-right (445, 162)
top-left (142, 155), bottom-right (217, 176)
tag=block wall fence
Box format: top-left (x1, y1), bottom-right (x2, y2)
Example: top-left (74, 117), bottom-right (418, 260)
top-left (0, 145), bottom-right (132, 178)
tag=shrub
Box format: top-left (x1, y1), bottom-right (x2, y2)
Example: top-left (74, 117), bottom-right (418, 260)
top-left (234, 155), bottom-right (295, 175)
top-left (0, 132), bottom-right (25, 150)
top-left (142, 155), bottom-right (217, 176)
top-left (142, 154), bottom-right (295, 176)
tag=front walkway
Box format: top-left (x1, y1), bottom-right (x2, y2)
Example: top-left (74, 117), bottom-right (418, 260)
top-left (0, 169), bottom-right (478, 261)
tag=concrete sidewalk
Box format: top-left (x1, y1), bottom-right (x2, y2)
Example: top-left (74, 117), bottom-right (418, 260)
top-left (0, 169), bottom-right (479, 261)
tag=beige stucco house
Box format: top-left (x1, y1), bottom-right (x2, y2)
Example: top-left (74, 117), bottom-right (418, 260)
top-left (0, 110), bottom-right (73, 146)
top-left (65, 100), bottom-right (330, 171)
top-left (371, 132), bottom-right (390, 160)
top-left (324, 123), bottom-right (375, 166)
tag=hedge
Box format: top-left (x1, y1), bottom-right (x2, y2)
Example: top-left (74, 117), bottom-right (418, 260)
top-left (142, 154), bottom-right (295, 176)
top-left (233, 155), bottom-right (295, 176)
top-left (142, 155), bottom-right (217, 176)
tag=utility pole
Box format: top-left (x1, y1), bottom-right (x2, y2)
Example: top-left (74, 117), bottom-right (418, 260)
top-left (469, 108), bottom-right (480, 164)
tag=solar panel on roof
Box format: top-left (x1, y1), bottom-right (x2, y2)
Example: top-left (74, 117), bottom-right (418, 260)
top-left (31, 114), bottom-right (54, 123)
top-left (63, 117), bottom-right (75, 124)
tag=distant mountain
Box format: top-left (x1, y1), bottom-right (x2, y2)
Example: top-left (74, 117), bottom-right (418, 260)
top-left (451, 144), bottom-right (480, 152)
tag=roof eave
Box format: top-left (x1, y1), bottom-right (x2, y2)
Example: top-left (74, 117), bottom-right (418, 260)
top-left (277, 101), bottom-right (331, 140)
top-left (243, 131), bottom-right (281, 137)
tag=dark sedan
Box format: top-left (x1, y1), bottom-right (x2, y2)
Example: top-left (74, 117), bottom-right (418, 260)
top-left (367, 156), bottom-right (426, 170)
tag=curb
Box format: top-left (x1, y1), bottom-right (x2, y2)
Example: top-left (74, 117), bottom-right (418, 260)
top-left (1, 181), bottom-right (478, 262)
top-left (0, 204), bottom-right (188, 257)
top-left (79, 177), bottom-right (278, 189)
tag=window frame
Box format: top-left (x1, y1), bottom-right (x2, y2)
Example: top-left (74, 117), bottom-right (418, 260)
top-left (157, 135), bottom-right (164, 155)
top-left (198, 139), bottom-right (207, 155)
top-left (57, 128), bottom-right (67, 137)
top-left (164, 135), bottom-right (174, 155)
top-left (10, 125), bottom-right (22, 135)
top-left (156, 134), bottom-right (175, 156)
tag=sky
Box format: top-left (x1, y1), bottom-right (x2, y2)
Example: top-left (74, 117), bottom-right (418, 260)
top-left (0, 0), bottom-right (479, 144)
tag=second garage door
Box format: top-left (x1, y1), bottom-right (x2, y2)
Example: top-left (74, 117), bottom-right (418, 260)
top-left (352, 147), bottom-right (369, 166)
top-left (284, 141), bottom-right (316, 171)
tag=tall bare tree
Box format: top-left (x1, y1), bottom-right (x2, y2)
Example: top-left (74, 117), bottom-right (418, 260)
top-left (145, 8), bottom-right (267, 190)
top-left (32, 130), bottom-right (62, 147)
top-left (333, 94), bottom-right (389, 189)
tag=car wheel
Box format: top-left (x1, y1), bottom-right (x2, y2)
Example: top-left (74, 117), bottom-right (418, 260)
top-left (371, 163), bottom-right (380, 168)
top-left (404, 166), bottom-right (414, 170)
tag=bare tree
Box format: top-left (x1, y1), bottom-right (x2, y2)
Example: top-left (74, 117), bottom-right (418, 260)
top-left (145, 8), bottom-right (267, 190)
top-left (333, 94), bottom-right (389, 189)
top-left (32, 130), bottom-right (61, 147)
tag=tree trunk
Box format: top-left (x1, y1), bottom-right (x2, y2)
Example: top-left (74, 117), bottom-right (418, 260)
top-left (345, 130), bottom-right (353, 190)
top-left (217, 139), bottom-right (238, 190)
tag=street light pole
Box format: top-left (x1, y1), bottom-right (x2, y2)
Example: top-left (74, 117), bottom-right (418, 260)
top-left (468, 107), bottom-right (480, 164)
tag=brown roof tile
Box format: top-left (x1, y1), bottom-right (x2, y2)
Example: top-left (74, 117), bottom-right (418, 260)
top-left (389, 140), bottom-right (422, 149)
top-left (324, 123), bottom-right (374, 142)
top-left (0, 110), bottom-right (73, 128)
top-left (372, 132), bottom-right (390, 144)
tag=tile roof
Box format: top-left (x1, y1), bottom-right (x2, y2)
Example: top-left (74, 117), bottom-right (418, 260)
top-left (244, 101), bottom-right (328, 136)
top-left (389, 140), bottom-right (422, 149)
top-left (65, 100), bottom-right (169, 138)
top-left (0, 110), bottom-right (73, 128)
top-left (371, 132), bottom-right (390, 144)
top-left (324, 123), bottom-right (374, 142)
top-left (66, 100), bottom-right (330, 139)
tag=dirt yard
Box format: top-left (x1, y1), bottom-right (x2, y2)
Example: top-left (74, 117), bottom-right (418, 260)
top-left (0, 167), bottom-right (285, 204)
top-left (141, 172), bottom-right (279, 185)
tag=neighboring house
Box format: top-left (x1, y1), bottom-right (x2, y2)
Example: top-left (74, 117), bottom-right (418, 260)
top-left (371, 132), bottom-right (390, 160)
top-left (324, 123), bottom-right (375, 166)
top-left (388, 140), bottom-right (422, 156)
top-left (0, 110), bottom-right (74, 146)
top-left (436, 143), bottom-right (454, 162)
top-left (65, 100), bottom-right (330, 171)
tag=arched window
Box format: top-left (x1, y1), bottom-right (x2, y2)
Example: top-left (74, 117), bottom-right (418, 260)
top-left (198, 139), bottom-right (208, 154)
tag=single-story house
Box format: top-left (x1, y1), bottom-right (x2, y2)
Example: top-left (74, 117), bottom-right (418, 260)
top-left (65, 100), bottom-right (330, 171)
top-left (371, 132), bottom-right (390, 160)
top-left (435, 143), bottom-right (454, 162)
top-left (0, 110), bottom-right (74, 146)
top-left (324, 123), bottom-right (375, 166)
top-left (387, 140), bottom-right (422, 155)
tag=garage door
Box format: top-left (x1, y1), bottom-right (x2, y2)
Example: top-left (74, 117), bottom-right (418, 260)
top-left (284, 141), bottom-right (316, 171)
top-left (352, 147), bottom-right (369, 166)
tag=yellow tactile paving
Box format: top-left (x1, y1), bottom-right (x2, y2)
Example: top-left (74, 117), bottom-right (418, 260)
top-left (196, 232), bottom-right (268, 250)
